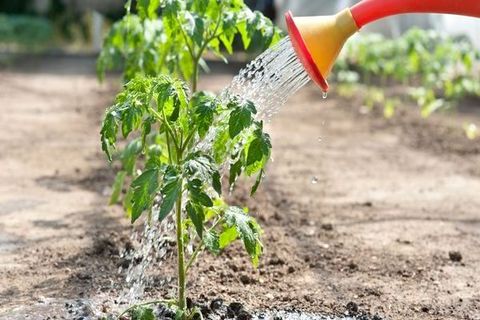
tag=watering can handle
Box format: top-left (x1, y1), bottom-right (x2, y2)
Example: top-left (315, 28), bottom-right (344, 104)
top-left (350, 0), bottom-right (480, 29)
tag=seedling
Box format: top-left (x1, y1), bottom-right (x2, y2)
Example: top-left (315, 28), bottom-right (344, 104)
top-left (98, 1), bottom-right (282, 319)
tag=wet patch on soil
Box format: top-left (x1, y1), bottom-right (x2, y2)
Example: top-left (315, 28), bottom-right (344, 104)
top-left (0, 198), bottom-right (45, 216)
top-left (35, 167), bottom-right (115, 195)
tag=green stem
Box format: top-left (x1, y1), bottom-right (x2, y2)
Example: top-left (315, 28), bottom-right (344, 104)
top-left (192, 59), bottom-right (199, 92)
top-left (175, 186), bottom-right (187, 315)
top-left (191, 5), bottom-right (224, 92)
top-left (185, 243), bottom-right (204, 274)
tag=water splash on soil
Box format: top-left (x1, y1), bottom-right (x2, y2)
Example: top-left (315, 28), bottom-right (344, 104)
top-left (119, 215), bottom-right (176, 305)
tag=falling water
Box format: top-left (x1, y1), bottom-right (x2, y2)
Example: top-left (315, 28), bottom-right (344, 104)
top-left (119, 216), bottom-right (176, 305)
top-left (223, 36), bottom-right (311, 119)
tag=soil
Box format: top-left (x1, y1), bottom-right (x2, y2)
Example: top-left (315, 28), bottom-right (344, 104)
top-left (0, 56), bottom-right (479, 320)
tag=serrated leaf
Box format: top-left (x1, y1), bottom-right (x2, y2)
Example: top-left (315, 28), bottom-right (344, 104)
top-left (184, 152), bottom-right (217, 182)
top-left (245, 128), bottom-right (271, 175)
top-left (219, 226), bottom-right (237, 249)
top-left (188, 179), bottom-right (213, 207)
top-left (100, 110), bottom-right (119, 162)
top-left (203, 230), bottom-right (220, 254)
top-left (131, 306), bottom-right (155, 320)
top-left (228, 100), bottom-right (256, 138)
top-left (122, 139), bottom-right (142, 175)
top-left (250, 169), bottom-right (264, 196)
top-left (186, 202), bottom-right (204, 239)
top-left (224, 206), bottom-right (262, 266)
top-left (130, 168), bottom-right (161, 223)
top-left (158, 166), bottom-right (181, 221)
top-left (212, 171), bottom-right (221, 195)
top-left (192, 92), bottom-right (217, 138)
top-left (229, 159), bottom-right (242, 188)
top-left (110, 170), bottom-right (127, 205)
top-left (123, 186), bottom-right (134, 219)
top-left (136, 0), bottom-right (160, 19)
top-left (121, 103), bottom-right (143, 138)
top-left (213, 128), bottom-right (229, 164)
top-left (141, 117), bottom-right (154, 148)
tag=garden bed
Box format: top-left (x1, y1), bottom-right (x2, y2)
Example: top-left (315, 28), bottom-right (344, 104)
top-left (0, 56), bottom-right (479, 320)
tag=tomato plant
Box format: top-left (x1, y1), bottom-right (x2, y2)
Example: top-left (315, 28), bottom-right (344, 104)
top-left (98, 1), bottom-right (282, 319)
top-left (334, 28), bottom-right (480, 118)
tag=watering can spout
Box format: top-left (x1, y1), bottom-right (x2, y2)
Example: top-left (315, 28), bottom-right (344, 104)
top-left (286, 0), bottom-right (480, 92)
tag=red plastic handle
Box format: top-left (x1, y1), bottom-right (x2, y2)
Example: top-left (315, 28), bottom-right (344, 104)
top-left (351, 0), bottom-right (480, 29)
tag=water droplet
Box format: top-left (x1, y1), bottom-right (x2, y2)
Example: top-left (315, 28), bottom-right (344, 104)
top-left (317, 137), bottom-right (322, 142)
top-left (322, 91), bottom-right (328, 99)
top-left (311, 177), bottom-right (318, 184)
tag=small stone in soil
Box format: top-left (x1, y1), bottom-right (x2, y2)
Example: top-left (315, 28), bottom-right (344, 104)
top-left (227, 302), bottom-right (244, 317)
top-left (346, 301), bottom-right (359, 314)
top-left (210, 298), bottom-right (224, 311)
top-left (237, 310), bottom-right (252, 320)
top-left (240, 274), bottom-right (254, 285)
top-left (321, 223), bottom-right (333, 231)
top-left (449, 251), bottom-right (462, 262)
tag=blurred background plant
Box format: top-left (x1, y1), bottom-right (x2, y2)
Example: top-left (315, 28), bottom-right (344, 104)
top-left (1, 0), bottom-right (478, 138)
top-left (332, 28), bottom-right (480, 136)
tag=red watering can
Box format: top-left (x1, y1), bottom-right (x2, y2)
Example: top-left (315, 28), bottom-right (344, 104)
top-left (285, 0), bottom-right (480, 92)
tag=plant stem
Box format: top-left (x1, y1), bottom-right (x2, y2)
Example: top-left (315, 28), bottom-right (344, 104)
top-left (175, 183), bottom-right (187, 315)
top-left (185, 243), bottom-right (204, 274)
top-left (191, 61), bottom-right (199, 93)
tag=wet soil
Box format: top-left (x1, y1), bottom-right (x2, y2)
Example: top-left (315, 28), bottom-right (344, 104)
top-left (0, 56), bottom-right (479, 320)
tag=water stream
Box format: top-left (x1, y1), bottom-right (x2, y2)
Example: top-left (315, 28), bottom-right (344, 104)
top-left (223, 36), bottom-right (312, 119)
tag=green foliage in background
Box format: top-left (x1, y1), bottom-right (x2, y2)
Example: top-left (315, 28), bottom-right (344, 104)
top-left (0, 14), bottom-right (52, 48)
top-left (97, 0), bottom-right (282, 84)
top-left (334, 28), bottom-right (480, 118)
top-left (98, 1), bottom-right (282, 319)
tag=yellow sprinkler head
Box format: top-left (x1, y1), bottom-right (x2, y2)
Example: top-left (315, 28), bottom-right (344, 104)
top-left (285, 9), bottom-right (359, 92)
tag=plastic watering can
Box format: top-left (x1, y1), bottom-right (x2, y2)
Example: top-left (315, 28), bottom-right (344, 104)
top-left (285, 0), bottom-right (480, 92)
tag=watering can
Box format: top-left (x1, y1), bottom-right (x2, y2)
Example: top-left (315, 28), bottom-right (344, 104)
top-left (285, 0), bottom-right (480, 92)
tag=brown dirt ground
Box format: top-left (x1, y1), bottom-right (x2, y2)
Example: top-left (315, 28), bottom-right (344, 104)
top-left (0, 56), bottom-right (479, 320)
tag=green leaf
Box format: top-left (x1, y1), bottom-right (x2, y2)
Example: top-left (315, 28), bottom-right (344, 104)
top-left (212, 171), bottom-right (222, 195)
top-left (141, 117), bottom-right (154, 148)
top-left (121, 103), bottom-right (143, 138)
top-left (203, 230), bottom-right (220, 254)
top-left (228, 100), bottom-right (256, 138)
top-left (110, 171), bottom-right (127, 205)
top-left (192, 92), bottom-right (217, 138)
top-left (219, 226), bottom-right (238, 249)
top-left (229, 159), bottom-right (242, 188)
top-left (131, 306), bottom-right (155, 320)
top-left (184, 152), bottom-right (217, 182)
top-left (188, 179), bottom-right (213, 207)
top-left (213, 128), bottom-right (229, 164)
top-left (250, 169), bottom-right (264, 196)
top-left (245, 127), bottom-right (271, 175)
top-left (100, 110), bottom-right (119, 162)
top-left (158, 166), bottom-right (181, 221)
top-left (130, 168), bottom-right (161, 223)
top-left (122, 139), bottom-right (142, 175)
top-left (224, 206), bottom-right (262, 266)
top-left (186, 202), bottom-right (204, 239)
top-left (123, 186), bottom-right (134, 219)
top-left (136, 0), bottom-right (160, 19)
